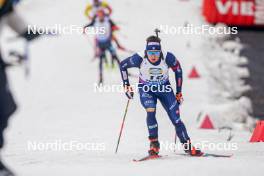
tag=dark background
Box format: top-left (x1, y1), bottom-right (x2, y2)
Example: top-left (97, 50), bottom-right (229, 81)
top-left (236, 29), bottom-right (264, 119)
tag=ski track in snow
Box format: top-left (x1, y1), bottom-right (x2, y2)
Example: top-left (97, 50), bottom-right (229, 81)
top-left (1, 0), bottom-right (263, 176)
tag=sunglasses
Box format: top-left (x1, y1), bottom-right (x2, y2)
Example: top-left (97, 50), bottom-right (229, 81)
top-left (147, 51), bottom-right (161, 57)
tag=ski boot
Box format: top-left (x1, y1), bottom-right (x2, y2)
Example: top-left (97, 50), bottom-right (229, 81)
top-left (111, 55), bottom-right (119, 70)
top-left (98, 73), bottom-right (103, 85)
top-left (98, 78), bottom-right (103, 85)
top-left (0, 160), bottom-right (14, 176)
top-left (182, 140), bottom-right (203, 156)
top-left (148, 138), bottom-right (160, 156)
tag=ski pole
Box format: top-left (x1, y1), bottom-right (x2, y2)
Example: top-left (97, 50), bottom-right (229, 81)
top-left (115, 99), bottom-right (130, 154)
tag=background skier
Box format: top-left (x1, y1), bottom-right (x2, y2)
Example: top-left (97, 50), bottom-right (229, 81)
top-left (84, 9), bottom-right (120, 84)
top-left (84, 0), bottom-right (112, 20)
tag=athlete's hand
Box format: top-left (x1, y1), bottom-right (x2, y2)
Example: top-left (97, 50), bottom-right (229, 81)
top-left (124, 85), bottom-right (134, 99)
top-left (176, 92), bottom-right (184, 105)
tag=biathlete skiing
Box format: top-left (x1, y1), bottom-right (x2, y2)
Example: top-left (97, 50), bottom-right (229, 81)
top-left (84, 9), bottom-right (120, 84)
top-left (119, 30), bottom-right (202, 158)
top-left (84, 0), bottom-right (112, 20)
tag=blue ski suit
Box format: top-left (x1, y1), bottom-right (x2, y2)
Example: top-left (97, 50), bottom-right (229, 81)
top-left (120, 51), bottom-right (190, 143)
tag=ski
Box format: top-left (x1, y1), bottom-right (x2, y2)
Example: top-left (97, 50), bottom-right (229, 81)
top-left (133, 152), bottom-right (232, 162)
top-left (133, 155), bottom-right (164, 162)
top-left (175, 153), bottom-right (233, 158)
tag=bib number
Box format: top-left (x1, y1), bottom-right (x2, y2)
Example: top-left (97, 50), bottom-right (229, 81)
top-left (149, 75), bottom-right (164, 81)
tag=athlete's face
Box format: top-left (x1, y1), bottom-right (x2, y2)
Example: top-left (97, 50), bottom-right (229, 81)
top-left (94, 0), bottom-right (100, 6)
top-left (147, 50), bottom-right (161, 63)
top-left (97, 11), bottom-right (105, 21)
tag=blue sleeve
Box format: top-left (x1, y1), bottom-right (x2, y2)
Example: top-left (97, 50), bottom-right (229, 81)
top-left (165, 52), bottom-right (183, 93)
top-left (119, 53), bottom-right (143, 86)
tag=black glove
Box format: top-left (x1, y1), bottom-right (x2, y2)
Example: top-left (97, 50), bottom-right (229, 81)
top-left (124, 85), bottom-right (134, 99)
top-left (176, 92), bottom-right (183, 105)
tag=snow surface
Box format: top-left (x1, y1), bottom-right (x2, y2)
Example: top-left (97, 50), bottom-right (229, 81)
top-left (1, 0), bottom-right (263, 176)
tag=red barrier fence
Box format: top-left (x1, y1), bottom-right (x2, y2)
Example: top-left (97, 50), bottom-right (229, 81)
top-left (202, 0), bottom-right (264, 26)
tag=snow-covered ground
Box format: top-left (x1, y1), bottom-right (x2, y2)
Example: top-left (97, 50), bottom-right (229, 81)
top-left (1, 0), bottom-right (263, 175)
